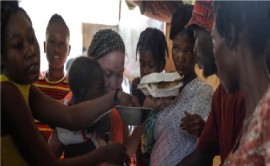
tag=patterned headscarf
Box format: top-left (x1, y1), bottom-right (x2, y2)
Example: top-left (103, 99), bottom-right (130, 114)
top-left (87, 29), bottom-right (125, 59)
top-left (185, 0), bottom-right (214, 32)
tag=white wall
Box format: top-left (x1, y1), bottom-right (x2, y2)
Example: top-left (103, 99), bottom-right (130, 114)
top-left (19, 0), bottom-right (165, 93)
top-left (20, 0), bottom-right (120, 72)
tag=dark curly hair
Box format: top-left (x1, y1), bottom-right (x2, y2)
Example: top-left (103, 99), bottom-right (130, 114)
top-left (169, 4), bottom-right (193, 40)
top-left (68, 56), bottom-right (104, 99)
top-left (169, 5), bottom-right (195, 47)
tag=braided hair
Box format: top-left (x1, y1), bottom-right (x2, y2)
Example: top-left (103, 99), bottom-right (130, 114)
top-left (136, 27), bottom-right (168, 71)
top-left (87, 29), bottom-right (125, 59)
top-left (46, 13), bottom-right (70, 38)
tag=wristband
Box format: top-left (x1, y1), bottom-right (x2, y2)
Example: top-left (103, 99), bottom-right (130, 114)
top-left (114, 89), bottom-right (121, 106)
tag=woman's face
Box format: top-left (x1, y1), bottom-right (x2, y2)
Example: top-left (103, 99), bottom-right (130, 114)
top-left (212, 21), bottom-right (239, 93)
top-left (139, 49), bottom-right (160, 77)
top-left (193, 28), bottom-right (217, 77)
top-left (97, 50), bottom-right (125, 92)
top-left (2, 11), bottom-right (40, 84)
top-left (172, 33), bottom-right (195, 77)
top-left (45, 22), bottom-right (70, 70)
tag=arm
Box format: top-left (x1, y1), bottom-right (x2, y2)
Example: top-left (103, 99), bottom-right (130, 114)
top-left (125, 96), bottom-right (160, 157)
top-left (180, 85), bottom-right (213, 137)
top-left (125, 126), bottom-right (144, 157)
top-left (178, 85), bottom-right (222, 166)
top-left (177, 148), bottom-right (214, 166)
top-left (48, 129), bottom-right (64, 159)
top-left (2, 82), bottom-right (130, 166)
top-left (30, 84), bottom-right (139, 130)
top-left (131, 77), bottom-right (145, 106)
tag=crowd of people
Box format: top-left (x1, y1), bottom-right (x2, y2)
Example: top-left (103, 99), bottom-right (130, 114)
top-left (1, 0), bottom-right (270, 166)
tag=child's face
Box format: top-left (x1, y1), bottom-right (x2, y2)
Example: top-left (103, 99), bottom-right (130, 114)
top-left (85, 84), bottom-right (105, 100)
top-left (45, 22), bottom-right (70, 70)
top-left (139, 49), bottom-right (160, 77)
top-left (2, 11), bottom-right (40, 84)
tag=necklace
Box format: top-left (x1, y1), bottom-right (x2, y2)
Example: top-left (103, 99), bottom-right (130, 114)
top-left (44, 72), bottom-right (66, 84)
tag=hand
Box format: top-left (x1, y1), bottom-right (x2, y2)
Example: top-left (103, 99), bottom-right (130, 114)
top-left (143, 96), bottom-right (159, 108)
top-left (117, 91), bottom-right (140, 107)
top-left (103, 143), bottom-right (131, 165)
top-left (180, 111), bottom-right (205, 137)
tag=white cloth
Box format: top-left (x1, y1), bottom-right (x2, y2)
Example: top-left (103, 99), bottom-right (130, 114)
top-left (150, 77), bottom-right (213, 166)
top-left (57, 100), bottom-right (99, 148)
top-left (56, 127), bottom-right (99, 148)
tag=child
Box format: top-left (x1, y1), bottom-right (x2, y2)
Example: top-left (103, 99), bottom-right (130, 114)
top-left (49, 56), bottom-right (111, 159)
top-left (34, 14), bottom-right (71, 141)
top-left (1, 2), bottom-right (137, 165)
top-left (131, 27), bottom-right (168, 106)
top-left (127, 27), bottom-right (169, 165)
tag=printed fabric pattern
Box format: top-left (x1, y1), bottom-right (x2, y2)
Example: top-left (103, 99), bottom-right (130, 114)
top-left (151, 77), bottom-right (213, 166)
top-left (223, 86), bottom-right (270, 166)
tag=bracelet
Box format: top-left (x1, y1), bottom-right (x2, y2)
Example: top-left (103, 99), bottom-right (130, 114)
top-left (114, 89), bottom-right (121, 106)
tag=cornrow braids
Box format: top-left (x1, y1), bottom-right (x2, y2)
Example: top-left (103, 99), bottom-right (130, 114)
top-left (136, 27), bottom-right (168, 71)
top-left (46, 14), bottom-right (70, 37)
top-left (87, 29), bottom-right (125, 59)
top-left (1, 1), bottom-right (32, 55)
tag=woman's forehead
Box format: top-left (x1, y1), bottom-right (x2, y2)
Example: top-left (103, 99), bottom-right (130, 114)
top-left (6, 12), bottom-right (32, 37)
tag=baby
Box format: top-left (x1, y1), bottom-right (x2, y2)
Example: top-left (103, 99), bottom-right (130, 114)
top-left (49, 56), bottom-right (111, 158)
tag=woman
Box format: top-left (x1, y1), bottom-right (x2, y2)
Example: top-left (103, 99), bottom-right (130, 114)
top-left (212, 1), bottom-right (270, 165)
top-left (150, 5), bottom-right (213, 165)
top-left (1, 2), bottom-right (137, 165)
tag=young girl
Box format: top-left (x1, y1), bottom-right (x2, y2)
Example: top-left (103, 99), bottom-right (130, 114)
top-left (34, 14), bottom-right (71, 141)
top-left (127, 27), bottom-right (169, 165)
top-left (1, 2), bottom-right (137, 165)
top-left (49, 56), bottom-right (110, 159)
top-left (131, 27), bottom-right (168, 106)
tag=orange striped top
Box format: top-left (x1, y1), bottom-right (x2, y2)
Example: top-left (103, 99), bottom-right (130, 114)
top-left (34, 71), bottom-right (70, 141)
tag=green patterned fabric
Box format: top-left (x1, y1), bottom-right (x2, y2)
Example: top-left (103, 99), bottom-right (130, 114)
top-left (141, 109), bottom-right (158, 154)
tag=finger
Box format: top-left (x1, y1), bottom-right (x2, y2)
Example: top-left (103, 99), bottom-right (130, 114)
top-left (131, 97), bottom-right (140, 107)
top-left (123, 154), bottom-right (131, 166)
top-left (184, 111), bottom-right (191, 117)
top-left (187, 126), bottom-right (200, 135)
top-left (181, 116), bottom-right (189, 123)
